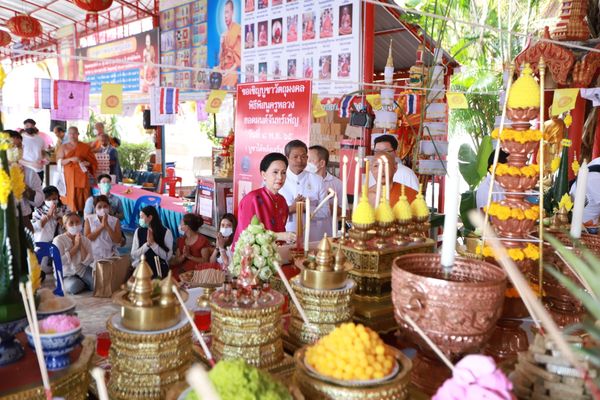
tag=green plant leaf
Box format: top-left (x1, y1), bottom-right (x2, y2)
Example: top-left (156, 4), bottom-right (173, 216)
top-left (458, 144), bottom-right (481, 190)
top-left (476, 135), bottom-right (493, 180)
top-left (460, 190), bottom-right (477, 233)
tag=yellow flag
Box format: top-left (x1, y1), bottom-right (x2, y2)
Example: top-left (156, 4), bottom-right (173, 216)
top-left (206, 90), bottom-right (227, 113)
top-left (312, 95), bottom-right (326, 118)
top-left (366, 94), bottom-right (382, 111)
top-left (551, 88), bottom-right (579, 116)
top-left (446, 92), bottom-right (468, 109)
top-left (100, 83), bottom-right (123, 114)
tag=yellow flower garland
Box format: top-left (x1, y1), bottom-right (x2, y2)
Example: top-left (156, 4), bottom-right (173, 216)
top-left (550, 157), bottom-right (561, 173)
top-left (0, 133), bottom-right (11, 151)
top-left (558, 193), bottom-right (574, 212)
top-left (491, 128), bottom-right (542, 144)
top-left (0, 169), bottom-right (11, 209)
top-left (493, 164), bottom-right (539, 178)
top-left (572, 159), bottom-right (580, 175)
top-left (484, 203), bottom-right (540, 221)
top-left (9, 164), bottom-right (25, 202)
top-left (476, 243), bottom-right (540, 261)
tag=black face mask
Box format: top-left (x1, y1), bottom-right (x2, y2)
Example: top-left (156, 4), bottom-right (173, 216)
top-left (25, 127), bottom-right (38, 135)
top-left (210, 72), bottom-right (223, 89)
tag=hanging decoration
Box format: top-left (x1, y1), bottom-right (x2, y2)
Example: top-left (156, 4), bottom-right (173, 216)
top-left (0, 31), bottom-right (11, 47)
top-left (6, 15), bottom-right (42, 46)
top-left (73, 0), bottom-right (113, 25)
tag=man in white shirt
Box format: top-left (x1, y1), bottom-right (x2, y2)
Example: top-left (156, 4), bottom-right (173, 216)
top-left (279, 140), bottom-right (330, 242)
top-left (569, 157), bottom-right (600, 227)
top-left (308, 145), bottom-right (343, 236)
top-left (371, 135), bottom-right (419, 191)
top-left (21, 119), bottom-right (47, 182)
top-left (476, 150), bottom-right (509, 209)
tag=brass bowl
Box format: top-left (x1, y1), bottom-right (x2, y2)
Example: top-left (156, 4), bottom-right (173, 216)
top-left (506, 107), bottom-right (539, 130)
top-left (197, 283), bottom-right (221, 309)
top-left (495, 174), bottom-right (538, 192)
top-left (391, 254), bottom-right (506, 358)
top-left (112, 289), bottom-right (188, 332)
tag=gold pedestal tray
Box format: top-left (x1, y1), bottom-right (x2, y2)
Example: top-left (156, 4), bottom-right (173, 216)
top-left (294, 345), bottom-right (412, 399)
top-left (353, 294), bottom-right (398, 333)
top-left (0, 335), bottom-right (94, 400)
top-left (107, 313), bottom-right (193, 400)
top-left (210, 288), bottom-right (285, 369)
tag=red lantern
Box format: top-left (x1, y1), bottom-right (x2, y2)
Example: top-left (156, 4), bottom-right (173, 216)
top-left (73, 0), bottom-right (113, 25)
top-left (7, 15), bottom-right (42, 46)
top-left (0, 31), bottom-right (11, 47)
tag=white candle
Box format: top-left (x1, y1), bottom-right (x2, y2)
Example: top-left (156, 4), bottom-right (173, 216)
top-left (570, 160), bottom-right (588, 239)
top-left (332, 192), bottom-right (338, 238)
top-left (91, 368), bottom-right (110, 400)
top-left (186, 365), bottom-right (220, 400)
top-left (352, 157), bottom-right (360, 213)
top-left (441, 162), bottom-right (459, 268)
top-left (304, 198), bottom-right (310, 252)
top-left (341, 155), bottom-right (348, 218)
top-left (375, 157), bottom-right (383, 207)
top-left (383, 157), bottom-right (390, 201)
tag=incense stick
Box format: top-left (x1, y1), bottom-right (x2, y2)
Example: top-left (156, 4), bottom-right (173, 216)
top-left (311, 189), bottom-right (335, 218)
top-left (91, 367), bottom-right (110, 400)
top-left (186, 364), bottom-right (220, 400)
top-left (171, 285), bottom-right (215, 366)
top-left (403, 314), bottom-right (455, 372)
top-left (273, 261), bottom-right (313, 328)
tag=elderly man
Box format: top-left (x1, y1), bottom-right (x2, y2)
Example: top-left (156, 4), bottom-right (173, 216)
top-left (368, 151), bottom-right (417, 207)
top-left (90, 122), bottom-right (119, 152)
top-left (371, 135), bottom-right (419, 191)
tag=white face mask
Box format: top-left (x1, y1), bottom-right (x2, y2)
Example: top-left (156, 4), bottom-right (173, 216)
top-left (67, 225), bottom-right (81, 235)
top-left (178, 226), bottom-right (186, 235)
top-left (96, 208), bottom-right (108, 217)
top-left (220, 227), bottom-right (233, 237)
top-left (44, 199), bottom-right (57, 207)
top-left (305, 163), bottom-right (318, 174)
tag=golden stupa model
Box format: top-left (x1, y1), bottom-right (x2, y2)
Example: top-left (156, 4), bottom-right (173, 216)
top-left (301, 234), bottom-right (352, 290)
top-left (113, 255), bottom-right (187, 331)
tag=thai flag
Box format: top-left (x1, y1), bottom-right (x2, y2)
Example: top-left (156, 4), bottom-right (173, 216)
top-left (159, 87), bottom-right (179, 114)
top-left (406, 93), bottom-right (419, 114)
top-left (338, 95), bottom-right (358, 118)
top-left (34, 78), bottom-right (58, 109)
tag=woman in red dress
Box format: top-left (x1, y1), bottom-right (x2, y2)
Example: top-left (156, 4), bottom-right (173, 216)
top-left (170, 213), bottom-right (214, 279)
top-left (233, 153), bottom-right (295, 247)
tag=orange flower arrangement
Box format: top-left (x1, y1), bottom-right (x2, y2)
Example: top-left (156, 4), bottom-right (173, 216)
top-left (493, 164), bottom-right (539, 178)
top-left (491, 128), bottom-right (542, 144)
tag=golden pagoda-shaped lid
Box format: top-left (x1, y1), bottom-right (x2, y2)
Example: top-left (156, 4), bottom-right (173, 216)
top-left (333, 241), bottom-right (346, 272)
top-left (159, 270), bottom-right (176, 308)
top-left (507, 63), bottom-right (540, 109)
top-left (386, 39), bottom-right (394, 69)
top-left (314, 234), bottom-right (334, 271)
top-left (131, 255), bottom-right (153, 307)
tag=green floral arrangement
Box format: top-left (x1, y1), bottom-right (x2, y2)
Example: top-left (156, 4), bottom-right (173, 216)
top-left (230, 216), bottom-right (280, 281)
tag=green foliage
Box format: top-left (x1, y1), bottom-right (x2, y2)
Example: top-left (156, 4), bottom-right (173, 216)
top-left (118, 141), bottom-right (154, 172)
top-left (85, 110), bottom-right (122, 142)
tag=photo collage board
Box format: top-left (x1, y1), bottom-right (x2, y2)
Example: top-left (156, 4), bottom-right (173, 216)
top-left (241, 0), bottom-right (361, 96)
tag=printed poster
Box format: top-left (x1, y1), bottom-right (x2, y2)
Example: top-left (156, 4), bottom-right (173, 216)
top-left (207, 0), bottom-right (242, 90)
top-left (233, 79), bottom-right (312, 208)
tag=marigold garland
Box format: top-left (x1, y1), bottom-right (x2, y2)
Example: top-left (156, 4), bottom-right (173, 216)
top-left (572, 159), bottom-right (580, 175)
top-left (0, 169), bottom-right (11, 209)
top-left (9, 164), bottom-right (25, 202)
top-left (476, 242), bottom-right (540, 261)
top-left (506, 282), bottom-right (542, 298)
top-left (493, 164), bottom-right (539, 178)
top-left (491, 128), bottom-right (542, 144)
top-left (551, 157), bottom-right (561, 173)
top-left (0, 133), bottom-right (11, 151)
top-left (484, 203), bottom-right (540, 221)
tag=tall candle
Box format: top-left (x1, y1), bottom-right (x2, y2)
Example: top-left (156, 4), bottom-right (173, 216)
top-left (375, 157), bottom-right (383, 207)
top-left (304, 198), bottom-right (310, 253)
top-left (363, 159), bottom-right (370, 197)
top-left (570, 160), bottom-right (588, 239)
top-left (341, 155), bottom-right (348, 218)
top-left (441, 162), bottom-right (459, 268)
top-left (383, 157), bottom-right (390, 201)
top-left (352, 157), bottom-right (360, 212)
top-left (332, 192), bottom-right (338, 238)
top-left (296, 201), bottom-right (304, 250)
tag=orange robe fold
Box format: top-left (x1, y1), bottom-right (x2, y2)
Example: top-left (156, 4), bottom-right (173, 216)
top-left (62, 142), bottom-right (97, 212)
top-left (220, 23), bottom-right (241, 87)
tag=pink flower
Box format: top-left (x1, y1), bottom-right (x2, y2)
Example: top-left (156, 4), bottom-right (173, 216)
top-left (39, 315), bottom-right (80, 334)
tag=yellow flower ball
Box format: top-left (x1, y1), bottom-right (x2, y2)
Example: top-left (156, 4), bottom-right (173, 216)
top-left (551, 157), bottom-right (561, 173)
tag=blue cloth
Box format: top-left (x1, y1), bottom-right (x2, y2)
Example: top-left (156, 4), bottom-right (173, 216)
top-left (117, 194), bottom-right (183, 240)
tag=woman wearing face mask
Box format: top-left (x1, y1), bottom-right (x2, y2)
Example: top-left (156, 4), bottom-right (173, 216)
top-left (210, 213), bottom-right (237, 268)
top-left (130, 205), bottom-right (173, 278)
top-left (32, 185), bottom-right (68, 243)
top-left (52, 212), bottom-right (95, 294)
top-left (84, 195), bottom-right (122, 262)
top-left (233, 152), bottom-right (295, 247)
top-left (84, 174), bottom-right (124, 221)
top-left (169, 213), bottom-right (213, 279)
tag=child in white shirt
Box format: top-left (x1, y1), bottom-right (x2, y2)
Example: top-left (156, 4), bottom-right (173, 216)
top-left (31, 186), bottom-right (68, 273)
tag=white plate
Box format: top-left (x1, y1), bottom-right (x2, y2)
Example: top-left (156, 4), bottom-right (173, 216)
top-left (304, 357), bottom-right (399, 387)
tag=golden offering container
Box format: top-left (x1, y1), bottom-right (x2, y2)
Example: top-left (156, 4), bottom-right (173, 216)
top-left (301, 268), bottom-right (349, 290)
top-left (293, 345), bottom-right (412, 399)
top-left (113, 288), bottom-right (187, 331)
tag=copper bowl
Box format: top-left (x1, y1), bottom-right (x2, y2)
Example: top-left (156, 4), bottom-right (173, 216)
top-left (495, 174), bottom-right (538, 192)
top-left (507, 107), bottom-right (539, 130)
top-left (500, 140), bottom-right (539, 159)
top-left (490, 216), bottom-right (536, 237)
top-left (391, 254), bottom-right (506, 358)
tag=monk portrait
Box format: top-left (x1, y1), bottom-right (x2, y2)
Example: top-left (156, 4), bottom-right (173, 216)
top-left (303, 12), bottom-right (315, 40)
top-left (218, 0), bottom-right (241, 88)
top-left (339, 5), bottom-right (352, 35)
top-left (287, 15), bottom-right (297, 42)
top-left (320, 8), bottom-right (333, 38)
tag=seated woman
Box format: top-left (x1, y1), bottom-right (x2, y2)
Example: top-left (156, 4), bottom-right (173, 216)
top-left (169, 213), bottom-right (213, 279)
top-left (52, 212), bottom-right (94, 294)
top-left (233, 153), bottom-right (296, 247)
top-left (84, 195), bottom-right (122, 262)
top-left (131, 205), bottom-right (173, 278)
top-left (209, 213), bottom-right (237, 268)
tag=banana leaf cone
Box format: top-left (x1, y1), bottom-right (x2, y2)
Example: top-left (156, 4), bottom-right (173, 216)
top-left (545, 145), bottom-right (570, 216)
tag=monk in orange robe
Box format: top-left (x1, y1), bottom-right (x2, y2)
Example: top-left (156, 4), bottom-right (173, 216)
top-left (368, 152), bottom-right (417, 206)
top-left (58, 127), bottom-right (97, 212)
top-left (219, 0), bottom-right (241, 87)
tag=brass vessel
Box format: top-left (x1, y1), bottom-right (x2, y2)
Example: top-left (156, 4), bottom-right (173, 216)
top-left (301, 236), bottom-right (352, 290)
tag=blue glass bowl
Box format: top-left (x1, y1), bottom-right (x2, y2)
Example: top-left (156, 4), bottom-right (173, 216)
top-left (25, 324), bottom-right (82, 371)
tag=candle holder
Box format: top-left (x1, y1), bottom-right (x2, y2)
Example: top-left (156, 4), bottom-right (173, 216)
top-left (410, 216), bottom-right (429, 242)
top-left (375, 220), bottom-right (395, 248)
top-left (392, 254), bottom-right (506, 395)
top-left (394, 218), bottom-right (412, 246)
top-left (348, 222), bottom-right (375, 251)
top-left (548, 207), bottom-right (569, 230)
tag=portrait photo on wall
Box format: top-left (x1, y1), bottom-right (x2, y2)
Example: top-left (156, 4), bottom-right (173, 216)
top-left (320, 8), bottom-right (333, 38)
top-left (245, 64), bottom-right (255, 83)
top-left (245, 23), bottom-right (255, 48)
top-left (303, 57), bottom-right (313, 78)
top-left (272, 60), bottom-right (282, 80)
top-left (258, 62), bottom-right (268, 81)
top-left (272, 0), bottom-right (282, 5)
top-left (245, 0), bottom-right (254, 12)
top-left (175, 4), bottom-right (191, 28)
top-left (257, 21), bottom-right (268, 47)
top-left (286, 14), bottom-right (298, 42)
top-left (338, 52), bottom-right (351, 78)
top-left (258, 0), bottom-right (268, 9)
top-left (207, 0), bottom-right (242, 89)
top-left (302, 12), bottom-right (316, 40)
top-left (272, 18), bottom-right (283, 45)
top-left (319, 54), bottom-right (332, 79)
top-left (287, 59), bottom-right (297, 77)
top-left (339, 4), bottom-right (353, 35)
